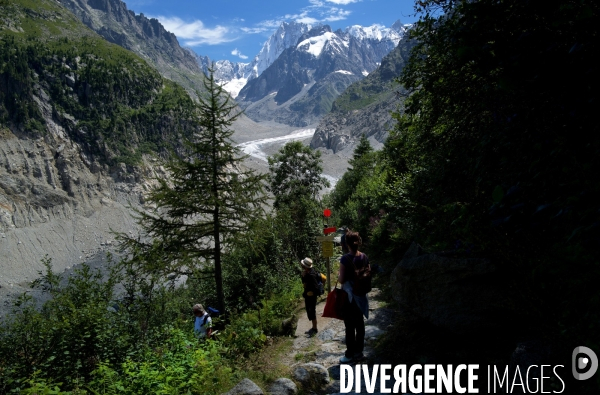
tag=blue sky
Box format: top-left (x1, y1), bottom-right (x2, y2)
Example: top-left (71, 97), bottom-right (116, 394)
top-left (125, 0), bottom-right (419, 62)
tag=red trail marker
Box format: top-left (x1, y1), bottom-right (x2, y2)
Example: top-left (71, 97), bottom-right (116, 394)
top-left (323, 226), bottom-right (336, 235)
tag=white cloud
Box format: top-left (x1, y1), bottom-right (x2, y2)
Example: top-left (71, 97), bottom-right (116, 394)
top-left (241, 0), bottom-right (354, 36)
top-left (321, 8), bottom-right (352, 22)
top-left (152, 15), bottom-right (236, 45)
top-left (240, 26), bottom-right (272, 34)
top-left (295, 15), bottom-right (320, 24)
top-left (241, 18), bottom-right (286, 34)
top-left (324, 0), bottom-right (361, 4)
top-left (283, 5), bottom-right (351, 25)
top-left (231, 48), bottom-right (248, 59)
top-left (286, 11), bottom-right (319, 24)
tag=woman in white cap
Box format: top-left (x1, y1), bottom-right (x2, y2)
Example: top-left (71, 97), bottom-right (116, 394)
top-left (300, 257), bottom-right (319, 336)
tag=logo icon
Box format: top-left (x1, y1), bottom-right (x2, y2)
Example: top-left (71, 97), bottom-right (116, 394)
top-left (572, 346), bottom-right (598, 380)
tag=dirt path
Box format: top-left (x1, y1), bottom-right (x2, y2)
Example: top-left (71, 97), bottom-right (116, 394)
top-left (283, 288), bottom-right (396, 393)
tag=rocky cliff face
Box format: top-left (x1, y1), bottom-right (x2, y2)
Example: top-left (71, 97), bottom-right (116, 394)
top-left (309, 99), bottom-right (399, 154)
top-left (57, 0), bottom-right (206, 94)
top-left (0, 0), bottom-right (192, 303)
top-left (0, 124), bottom-right (152, 290)
top-left (310, 36), bottom-right (416, 153)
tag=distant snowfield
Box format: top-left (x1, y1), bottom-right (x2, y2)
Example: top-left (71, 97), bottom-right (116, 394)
top-left (220, 77), bottom-right (249, 98)
top-left (237, 128), bottom-right (339, 186)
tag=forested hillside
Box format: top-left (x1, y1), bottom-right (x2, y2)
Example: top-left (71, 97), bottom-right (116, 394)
top-left (57, 0), bottom-right (208, 96)
top-left (0, 0), bottom-right (197, 166)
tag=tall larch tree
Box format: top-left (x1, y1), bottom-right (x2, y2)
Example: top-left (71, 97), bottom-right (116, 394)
top-left (119, 68), bottom-right (267, 313)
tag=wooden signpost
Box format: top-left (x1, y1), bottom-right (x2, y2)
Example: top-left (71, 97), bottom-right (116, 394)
top-left (320, 209), bottom-right (334, 292)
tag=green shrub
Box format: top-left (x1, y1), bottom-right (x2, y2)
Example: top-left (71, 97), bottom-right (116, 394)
top-left (0, 248), bottom-right (303, 394)
top-left (89, 329), bottom-right (233, 395)
top-left (222, 283), bottom-right (301, 358)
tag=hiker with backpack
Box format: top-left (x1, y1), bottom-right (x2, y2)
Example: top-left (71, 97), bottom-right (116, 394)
top-left (338, 230), bottom-right (371, 363)
top-left (193, 303), bottom-right (212, 339)
top-left (300, 257), bottom-right (325, 337)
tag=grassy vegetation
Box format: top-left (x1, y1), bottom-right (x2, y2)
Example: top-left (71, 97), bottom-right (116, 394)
top-left (1, 0), bottom-right (97, 41)
top-left (240, 337), bottom-right (296, 387)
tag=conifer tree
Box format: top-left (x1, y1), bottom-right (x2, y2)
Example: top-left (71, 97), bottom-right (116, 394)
top-left (330, 135), bottom-right (376, 213)
top-left (120, 69), bottom-right (266, 312)
top-left (350, 134), bottom-right (374, 165)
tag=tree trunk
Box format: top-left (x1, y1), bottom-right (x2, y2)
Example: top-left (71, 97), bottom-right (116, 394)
top-left (213, 206), bottom-right (225, 313)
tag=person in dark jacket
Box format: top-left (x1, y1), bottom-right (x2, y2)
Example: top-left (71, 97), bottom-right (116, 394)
top-left (301, 257), bottom-right (319, 336)
top-left (338, 230), bottom-right (369, 363)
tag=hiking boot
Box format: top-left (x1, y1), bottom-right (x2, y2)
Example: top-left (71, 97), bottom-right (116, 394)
top-left (339, 355), bottom-right (354, 364)
top-left (306, 328), bottom-right (318, 336)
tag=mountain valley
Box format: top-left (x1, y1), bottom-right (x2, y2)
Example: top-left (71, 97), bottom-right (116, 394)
top-left (0, 0), bottom-right (411, 310)
top-left (2, 0), bottom-right (596, 393)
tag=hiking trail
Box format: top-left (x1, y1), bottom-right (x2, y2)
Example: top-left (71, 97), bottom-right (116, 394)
top-left (284, 288), bottom-right (399, 394)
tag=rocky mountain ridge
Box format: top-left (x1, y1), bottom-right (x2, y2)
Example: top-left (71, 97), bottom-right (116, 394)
top-left (57, 0), bottom-right (207, 95)
top-left (310, 36), bottom-right (416, 153)
top-left (208, 21), bottom-right (406, 99)
top-left (235, 22), bottom-right (409, 127)
top-left (197, 21), bottom-right (313, 98)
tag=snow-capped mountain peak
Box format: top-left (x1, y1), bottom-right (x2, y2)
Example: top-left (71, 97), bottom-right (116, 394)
top-left (253, 21), bottom-right (313, 78)
top-left (345, 23), bottom-right (387, 40)
top-left (344, 20), bottom-right (407, 46)
top-left (200, 19), bottom-right (408, 98)
top-left (196, 21), bottom-right (312, 98)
